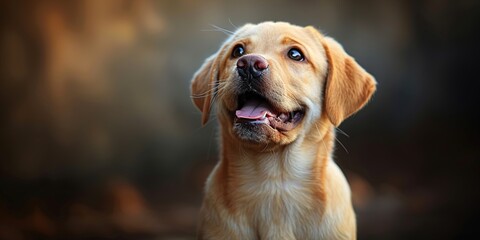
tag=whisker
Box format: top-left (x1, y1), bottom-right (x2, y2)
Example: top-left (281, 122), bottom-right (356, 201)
top-left (315, 124), bottom-right (329, 154)
top-left (205, 80), bottom-right (229, 115)
top-left (201, 24), bottom-right (234, 36)
top-left (190, 81), bottom-right (228, 99)
top-left (228, 18), bottom-right (239, 30)
top-left (334, 134), bottom-right (349, 154)
top-left (200, 28), bottom-right (232, 36)
top-left (190, 80), bottom-right (230, 123)
top-left (211, 24), bottom-right (235, 34)
top-left (335, 127), bottom-right (350, 138)
top-left (191, 89), bottom-right (217, 99)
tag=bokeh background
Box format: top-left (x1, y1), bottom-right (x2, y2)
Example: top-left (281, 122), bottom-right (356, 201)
top-left (1, 0), bottom-right (479, 239)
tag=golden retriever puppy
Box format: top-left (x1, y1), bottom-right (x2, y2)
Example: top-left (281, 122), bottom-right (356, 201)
top-left (191, 21), bottom-right (376, 240)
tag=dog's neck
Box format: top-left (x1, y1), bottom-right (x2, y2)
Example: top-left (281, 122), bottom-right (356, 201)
top-left (214, 119), bottom-right (335, 211)
top-left (219, 117), bottom-right (335, 185)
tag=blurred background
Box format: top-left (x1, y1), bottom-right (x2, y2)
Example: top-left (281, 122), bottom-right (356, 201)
top-left (0, 0), bottom-right (479, 239)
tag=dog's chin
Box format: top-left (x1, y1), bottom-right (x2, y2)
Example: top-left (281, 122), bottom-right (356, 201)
top-left (231, 92), bottom-right (305, 145)
top-left (232, 116), bottom-right (304, 146)
top-left (233, 122), bottom-right (273, 144)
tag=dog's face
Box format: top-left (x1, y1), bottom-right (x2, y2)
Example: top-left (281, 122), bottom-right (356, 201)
top-left (191, 22), bottom-right (376, 147)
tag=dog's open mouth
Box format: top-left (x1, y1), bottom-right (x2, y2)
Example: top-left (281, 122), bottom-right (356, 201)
top-left (234, 93), bottom-right (304, 132)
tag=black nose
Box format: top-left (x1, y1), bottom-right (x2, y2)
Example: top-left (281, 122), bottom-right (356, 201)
top-left (237, 55), bottom-right (269, 80)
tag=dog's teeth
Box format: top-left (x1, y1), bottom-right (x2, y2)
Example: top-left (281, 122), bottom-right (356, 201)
top-left (279, 113), bottom-right (289, 121)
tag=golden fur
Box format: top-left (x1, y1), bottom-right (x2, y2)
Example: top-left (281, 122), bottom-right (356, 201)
top-left (191, 22), bottom-right (376, 240)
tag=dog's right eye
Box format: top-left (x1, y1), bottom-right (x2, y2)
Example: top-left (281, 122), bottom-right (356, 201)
top-left (232, 45), bottom-right (245, 58)
top-left (288, 48), bottom-right (305, 61)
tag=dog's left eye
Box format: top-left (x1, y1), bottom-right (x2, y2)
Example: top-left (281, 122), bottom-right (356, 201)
top-left (288, 48), bottom-right (305, 61)
top-left (232, 45), bottom-right (245, 58)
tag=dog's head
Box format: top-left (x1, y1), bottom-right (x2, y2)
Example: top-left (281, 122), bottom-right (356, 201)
top-left (191, 22), bottom-right (376, 147)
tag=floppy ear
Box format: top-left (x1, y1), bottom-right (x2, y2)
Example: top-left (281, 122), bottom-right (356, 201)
top-left (191, 54), bottom-right (218, 125)
top-left (321, 37), bottom-right (377, 126)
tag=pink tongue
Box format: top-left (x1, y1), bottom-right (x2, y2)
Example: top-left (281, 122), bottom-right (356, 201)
top-left (236, 99), bottom-right (275, 119)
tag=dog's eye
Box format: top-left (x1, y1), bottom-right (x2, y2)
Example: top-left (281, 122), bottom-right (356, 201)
top-left (232, 45), bottom-right (245, 58)
top-left (288, 48), bottom-right (304, 61)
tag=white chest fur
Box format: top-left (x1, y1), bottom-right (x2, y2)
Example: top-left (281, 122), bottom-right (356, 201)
top-left (228, 149), bottom-right (327, 239)
top-left (201, 142), bottom-right (355, 240)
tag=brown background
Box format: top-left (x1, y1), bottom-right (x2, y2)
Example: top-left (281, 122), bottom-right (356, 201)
top-left (0, 0), bottom-right (479, 239)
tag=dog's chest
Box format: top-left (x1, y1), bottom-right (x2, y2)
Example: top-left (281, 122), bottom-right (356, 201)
top-left (233, 155), bottom-right (323, 238)
top-left (248, 178), bottom-right (314, 221)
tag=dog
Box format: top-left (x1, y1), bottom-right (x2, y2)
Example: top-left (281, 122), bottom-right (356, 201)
top-left (190, 21), bottom-right (376, 240)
